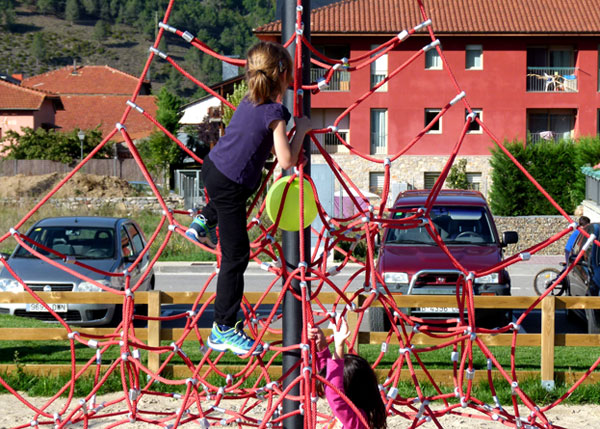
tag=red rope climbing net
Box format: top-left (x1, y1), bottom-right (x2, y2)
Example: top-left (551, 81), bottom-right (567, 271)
top-left (0, 0), bottom-right (598, 427)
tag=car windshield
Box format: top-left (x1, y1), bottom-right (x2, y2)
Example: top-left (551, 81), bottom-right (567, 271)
top-left (385, 206), bottom-right (496, 245)
top-left (14, 226), bottom-right (116, 259)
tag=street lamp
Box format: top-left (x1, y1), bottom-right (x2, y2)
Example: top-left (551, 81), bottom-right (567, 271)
top-left (77, 130), bottom-right (85, 163)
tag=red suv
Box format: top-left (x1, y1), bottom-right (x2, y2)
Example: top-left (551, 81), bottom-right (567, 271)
top-left (371, 189), bottom-right (518, 330)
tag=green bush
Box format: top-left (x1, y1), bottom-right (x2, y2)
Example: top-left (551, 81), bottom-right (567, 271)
top-left (489, 137), bottom-right (600, 215)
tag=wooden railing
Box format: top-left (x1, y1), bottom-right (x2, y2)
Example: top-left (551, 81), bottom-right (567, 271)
top-left (0, 292), bottom-right (599, 386)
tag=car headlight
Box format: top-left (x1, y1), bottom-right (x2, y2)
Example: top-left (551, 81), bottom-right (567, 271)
top-left (75, 280), bottom-right (109, 292)
top-left (384, 272), bottom-right (409, 284)
top-left (474, 273), bottom-right (499, 284)
top-left (0, 278), bottom-right (23, 292)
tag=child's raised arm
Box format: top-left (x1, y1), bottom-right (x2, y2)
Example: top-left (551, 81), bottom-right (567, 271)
top-left (332, 317), bottom-right (350, 360)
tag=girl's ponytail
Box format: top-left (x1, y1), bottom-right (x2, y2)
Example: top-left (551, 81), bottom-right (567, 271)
top-left (246, 41), bottom-right (293, 104)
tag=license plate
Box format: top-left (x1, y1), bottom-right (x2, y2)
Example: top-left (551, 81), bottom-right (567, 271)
top-left (27, 303), bottom-right (67, 313)
top-left (418, 306), bottom-right (459, 313)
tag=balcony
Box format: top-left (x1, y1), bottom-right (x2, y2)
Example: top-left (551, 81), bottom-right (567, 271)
top-left (526, 67), bottom-right (578, 92)
top-left (528, 131), bottom-right (573, 144)
top-left (311, 131), bottom-right (349, 154)
top-left (310, 68), bottom-right (350, 91)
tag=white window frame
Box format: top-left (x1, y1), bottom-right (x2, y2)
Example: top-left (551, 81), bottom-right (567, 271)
top-left (369, 172), bottom-right (385, 194)
top-left (466, 108), bottom-right (483, 134)
top-left (467, 172), bottom-right (482, 191)
top-left (425, 108), bottom-right (442, 134)
top-left (370, 44), bottom-right (388, 91)
top-left (370, 109), bottom-right (388, 155)
top-left (425, 49), bottom-right (442, 70)
top-left (466, 44), bottom-right (483, 70)
top-left (424, 172), bottom-right (442, 189)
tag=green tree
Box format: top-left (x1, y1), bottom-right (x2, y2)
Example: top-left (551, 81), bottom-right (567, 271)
top-left (137, 88), bottom-right (183, 187)
top-left (65, 0), bottom-right (80, 22)
top-left (0, 0), bottom-right (16, 30)
top-left (0, 128), bottom-right (109, 163)
top-left (93, 19), bottom-right (110, 41)
top-left (222, 80), bottom-right (247, 126)
top-left (81, 0), bottom-right (97, 16)
top-left (30, 33), bottom-right (48, 65)
top-left (36, 0), bottom-right (55, 14)
top-left (447, 158), bottom-right (469, 190)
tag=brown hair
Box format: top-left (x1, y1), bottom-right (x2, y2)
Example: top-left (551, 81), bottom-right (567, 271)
top-left (245, 41), bottom-right (293, 105)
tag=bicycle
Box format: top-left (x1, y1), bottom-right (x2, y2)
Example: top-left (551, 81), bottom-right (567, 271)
top-left (533, 263), bottom-right (567, 296)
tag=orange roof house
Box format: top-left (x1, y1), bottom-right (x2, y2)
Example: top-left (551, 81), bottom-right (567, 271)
top-left (22, 65), bottom-right (151, 96)
top-left (0, 80), bottom-right (63, 141)
top-left (21, 65), bottom-right (156, 143)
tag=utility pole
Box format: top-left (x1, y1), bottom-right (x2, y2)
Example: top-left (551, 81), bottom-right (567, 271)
top-left (281, 1), bottom-right (310, 428)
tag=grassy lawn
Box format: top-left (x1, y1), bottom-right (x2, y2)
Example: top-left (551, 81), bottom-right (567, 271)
top-left (1, 315), bottom-right (600, 402)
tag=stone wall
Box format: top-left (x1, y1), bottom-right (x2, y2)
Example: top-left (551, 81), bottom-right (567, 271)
top-left (0, 195), bottom-right (186, 214)
top-left (495, 215), bottom-right (572, 256)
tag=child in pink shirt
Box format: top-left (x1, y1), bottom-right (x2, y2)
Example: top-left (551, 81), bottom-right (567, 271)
top-left (308, 318), bottom-right (387, 429)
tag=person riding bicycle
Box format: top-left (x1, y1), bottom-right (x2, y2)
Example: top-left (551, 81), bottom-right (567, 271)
top-left (565, 216), bottom-right (590, 264)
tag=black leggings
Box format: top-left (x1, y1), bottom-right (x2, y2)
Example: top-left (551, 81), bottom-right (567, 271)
top-left (201, 157), bottom-right (254, 327)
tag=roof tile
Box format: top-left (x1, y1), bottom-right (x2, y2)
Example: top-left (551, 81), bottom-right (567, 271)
top-left (22, 65), bottom-right (147, 95)
top-left (257, 0), bottom-right (600, 34)
top-left (0, 80), bottom-right (56, 110)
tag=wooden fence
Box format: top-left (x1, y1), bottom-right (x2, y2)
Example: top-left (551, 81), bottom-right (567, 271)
top-left (0, 159), bottom-right (161, 184)
top-left (0, 292), bottom-right (599, 386)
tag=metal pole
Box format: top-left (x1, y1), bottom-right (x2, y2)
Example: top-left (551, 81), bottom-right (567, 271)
top-left (281, 1), bottom-right (310, 428)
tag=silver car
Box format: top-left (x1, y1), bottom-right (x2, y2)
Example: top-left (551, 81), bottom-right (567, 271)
top-left (0, 217), bottom-right (155, 326)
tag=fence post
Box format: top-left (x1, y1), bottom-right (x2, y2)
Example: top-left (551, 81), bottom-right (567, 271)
top-left (541, 295), bottom-right (555, 391)
top-left (147, 290), bottom-right (162, 373)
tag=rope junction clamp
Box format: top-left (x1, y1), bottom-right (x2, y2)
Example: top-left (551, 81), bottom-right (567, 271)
top-left (466, 112), bottom-right (477, 122)
top-left (181, 31), bottom-right (194, 43)
top-left (520, 252), bottom-right (531, 261)
top-left (450, 91), bottom-right (467, 105)
top-left (116, 122), bottom-right (126, 131)
top-left (126, 100), bottom-right (145, 113)
top-left (423, 39), bottom-right (440, 52)
top-left (317, 78), bottom-right (329, 90)
top-left (149, 46), bottom-right (168, 60)
top-left (414, 19), bottom-right (432, 31)
top-left (397, 29), bottom-right (409, 41)
top-left (158, 21), bottom-right (176, 33)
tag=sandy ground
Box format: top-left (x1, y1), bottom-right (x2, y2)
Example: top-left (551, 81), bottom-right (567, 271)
top-left (0, 392), bottom-right (598, 428)
top-left (0, 173), bottom-right (137, 199)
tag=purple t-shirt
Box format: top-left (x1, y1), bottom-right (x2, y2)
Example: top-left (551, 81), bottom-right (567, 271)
top-left (209, 97), bottom-right (291, 189)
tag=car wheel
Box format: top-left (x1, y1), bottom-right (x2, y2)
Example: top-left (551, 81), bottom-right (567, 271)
top-left (368, 307), bottom-right (390, 332)
top-left (585, 308), bottom-right (600, 334)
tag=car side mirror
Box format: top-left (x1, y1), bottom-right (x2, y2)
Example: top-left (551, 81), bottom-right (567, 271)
top-left (374, 232), bottom-right (381, 249)
top-left (501, 231), bottom-right (518, 247)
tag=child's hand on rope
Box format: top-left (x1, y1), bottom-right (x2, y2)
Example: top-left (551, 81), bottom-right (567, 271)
top-left (307, 323), bottom-right (327, 352)
top-left (331, 316), bottom-right (350, 359)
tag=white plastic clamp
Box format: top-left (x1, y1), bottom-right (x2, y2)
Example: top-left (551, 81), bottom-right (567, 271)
top-left (570, 221), bottom-right (578, 230)
top-left (9, 228), bottom-right (17, 236)
top-left (386, 387), bottom-right (398, 399)
top-left (296, 5), bottom-right (303, 11)
top-left (260, 262), bottom-right (271, 271)
top-left (423, 39), bottom-right (440, 52)
top-left (317, 78), bottom-right (329, 90)
top-left (302, 366), bottom-right (312, 375)
top-left (466, 368), bottom-right (475, 380)
top-left (125, 289), bottom-right (134, 298)
top-left (149, 46), bottom-right (168, 60)
top-left (96, 349), bottom-right (102, 364)
top-left (126, 100), bottom-right (145, 113)
top-left (79, 399), bottom-right (88, 414)
top-left (116, 122), bottom-right (126, 131)
top-left (88, 339), bottom-right (98, 349)
top-left (414, 19), bottom-right (432, 31)
top-left (158, 21), bottom-right (176, 33)
top-left (509, 322), bottom-right (520, 331)
top-left (129, 388), bottom-right (140, 401)
top-left (487, 358), bottom-right (493, 371)
top-left (466, 272), bottom-right (475, 282)
top-left (397, 29), bottom-right (409, 41)
top-left (67, 331), bottom-right (79, 340)
top-left (520, 252), bottom-right (531, 261)
top-left (181, 31), bottom-right (194, 43)
top-left (511, 381), bottom-right (519, 394)
top-left (186, 378), bottom-right (197, 386)
top-left (327, 265), bottom-right (339, 276)
top-left (168, 224), bottom-right (176, 231)
top-left (296, 88), bottom-right (304, 96)
top-left (251, 216), bottom-right (261, 225)
top-left (121, 352), bottom-right (129, 361)
top-left (186, 310), bottom-right (196, 318)
top-left (132, 349), bottom-right (140, 360)
top-left (466, 112), bottom-right (477, 123)
top-left (583, 233), bottom-right (596, 251)
top-left (384, 157), bottom-right (391, 166)
top-left (450, 91), bottom-right (467, 105)
top-left (333, 63), bottom-right (342, 71)
top-left (381, 342), bottom-right (388, 353)
top-left (65, 255), bottom-right (76, 264)
top-left (451, 351), bottom-right (459, 362)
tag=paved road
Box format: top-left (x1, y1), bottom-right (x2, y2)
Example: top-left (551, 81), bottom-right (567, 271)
top-left (153, 255), bottom-right (587, 333)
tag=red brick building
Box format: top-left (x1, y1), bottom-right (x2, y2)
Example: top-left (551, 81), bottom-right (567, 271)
top-left (256, 0), bottom-right (600, 194)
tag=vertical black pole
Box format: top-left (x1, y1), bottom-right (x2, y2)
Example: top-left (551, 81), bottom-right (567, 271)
top-left (282, 1), bottom-right (310, 428)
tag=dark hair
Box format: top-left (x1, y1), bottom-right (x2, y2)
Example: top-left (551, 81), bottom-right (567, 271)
top-left (579, 216), bottom-right (591, 226)
top-left (343, 354), bottom-right (387, 429)
top-left (245, 41), bottom-right (293, 105)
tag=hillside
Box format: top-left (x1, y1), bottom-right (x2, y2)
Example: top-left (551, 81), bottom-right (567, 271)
top-left (1, 0), bottom-right (276, 98)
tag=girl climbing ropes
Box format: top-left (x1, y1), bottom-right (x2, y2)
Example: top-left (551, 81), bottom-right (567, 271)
top-left (308, 318), bottom-right (387, 429)
top-left (186, 41), bottom-right (312, 356)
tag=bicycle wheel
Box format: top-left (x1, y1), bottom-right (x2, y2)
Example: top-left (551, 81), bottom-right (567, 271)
top-left (533, 267), bottom-right (563, 296)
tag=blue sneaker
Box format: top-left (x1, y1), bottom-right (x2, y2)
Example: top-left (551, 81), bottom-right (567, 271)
top-left (207, 321), bottom-right (263, 356)
top-left (185, 215), bottom-right (217, 249)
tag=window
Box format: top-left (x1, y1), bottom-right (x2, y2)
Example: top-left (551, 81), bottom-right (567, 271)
top-left (370, 109), bottom-right (387, 155)
top-left (424, 172), bottom-right (442, 189)
top-left (425, 49), bottom-right (442, 70)
top-left (527, 109), bottom-right (575, 143)
top-left (369, 172), bottom-right (385, 194)
top-left (120, 226), bottom-right (134, 258)
top-left (126, 223), bottom-right (145, 255)
top-left (466, 109), bottom-right (482, 133)
top-left (311, 44), bottom-right (351, 91)
top-left (370, 44), bottom-right (388, 91)
top-left (466, 173), bottom-right (482, 191)
top-left (526, 46), bottom-right (577, 92)
top-left (425, 109), bottom-right (442, 133)
top-left (466, 45), bottom-right (483, 69)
